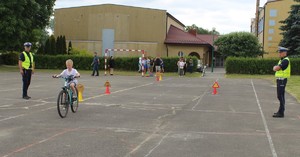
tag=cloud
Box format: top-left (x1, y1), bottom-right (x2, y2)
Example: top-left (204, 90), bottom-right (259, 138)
top-left (54, 0), bottom-right (263, 34)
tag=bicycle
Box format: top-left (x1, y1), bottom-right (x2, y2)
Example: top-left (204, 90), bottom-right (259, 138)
top-left (53, 75), bottom-right (79, 118)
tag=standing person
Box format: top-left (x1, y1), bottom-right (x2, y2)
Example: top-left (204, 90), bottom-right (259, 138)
top-left (188, 58), bottom-right (194, 73)
top-left (272, 47), bottom-right (290, 118)
top-left (160, 58), bottom-right (164, 73)
top-left (138, 57), bottom-right (142, 73)
top-left (154, 56), bottom-right (161, 73)
top-left (19, 42), bottom-right (35, 99)
top-left (150, 57), bottom-right (154, 74)
top-left (178, 58), bottom-right (185, 77)
top-left (146, 57), bottom-right (151, 75)
top-left (177, 58), bottom-right (181, 75)
top-left (183, 58), bottom-right (187, 75)
top-left (91, 52), bottom-right (100, 76)
top-left (109, 56), bottom-right (115, 75)
top-left (141, 57), bottom-right (147, 77)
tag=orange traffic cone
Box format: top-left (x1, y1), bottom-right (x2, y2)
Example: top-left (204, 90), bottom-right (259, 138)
top-left (212, 81), bottom-right (220, 95)
top-left (105, 86), bottom-right (111, 94)
top-left (212, 88), bottom-right (217, 95)
top-left (104, 80), bottom-right (111, 95)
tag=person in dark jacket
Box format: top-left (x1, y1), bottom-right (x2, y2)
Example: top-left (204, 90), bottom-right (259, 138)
top-left (91, 52), bottom-right (100, 76)
top-left (109, 56), bottom-right (115, 75)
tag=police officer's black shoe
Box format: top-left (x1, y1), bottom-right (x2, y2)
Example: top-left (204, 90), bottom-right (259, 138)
top-left (23, 96), bottom-right (31, 100)
top-left (273, 113), bottom-right (284, 118)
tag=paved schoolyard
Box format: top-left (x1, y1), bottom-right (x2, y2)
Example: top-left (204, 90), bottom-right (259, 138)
top-left (0, 70), bottom-right (300, 157)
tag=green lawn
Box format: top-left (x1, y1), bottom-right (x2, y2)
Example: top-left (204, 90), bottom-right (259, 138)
top-left (226, 74), bottom-right (300, 102)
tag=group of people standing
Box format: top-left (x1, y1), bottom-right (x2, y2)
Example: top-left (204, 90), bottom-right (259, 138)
top-left (139, 57), bottom-right (164, 76)
top-left (91, 52), bottom-right (115, 76)
top-left (177, 57), bottom-right (194, 76)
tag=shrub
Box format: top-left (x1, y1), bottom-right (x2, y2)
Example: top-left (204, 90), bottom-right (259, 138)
top-left (225, 57), bottom-right (300, 75)
top-left (34, 55), bottom-right (199, 72)
top-left (1, 51), bottom-right (19, 65)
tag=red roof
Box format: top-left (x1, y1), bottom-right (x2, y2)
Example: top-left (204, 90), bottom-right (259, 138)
top-left (197, 34), bottom-right (219, 50)
top-left (165, 25), bottom-right (209, 45)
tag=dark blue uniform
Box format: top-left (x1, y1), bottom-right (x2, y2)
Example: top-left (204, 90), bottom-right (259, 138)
top-left (275, 57), bottom-right (289, 117)
top-left (91, 55), bottom-right (99, 76)
top-left (19, 52), bottom-right (33, 98)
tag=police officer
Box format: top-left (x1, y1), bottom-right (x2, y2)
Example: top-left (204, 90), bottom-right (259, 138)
top-left (272, 46), bottom-right (290, 118)
top-left (18, 42), bottom-right (35, 99)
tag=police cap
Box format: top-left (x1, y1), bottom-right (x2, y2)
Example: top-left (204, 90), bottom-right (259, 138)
top-left (278, 46), bottom-right (288, 53)
top-left (24, 42), bottom-right (32, 47)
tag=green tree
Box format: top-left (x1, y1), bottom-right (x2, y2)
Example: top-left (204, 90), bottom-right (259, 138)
top-left (0, 0), bottom-right (55, 51)
top-left (44, 38), bottom-right (51, 55)
top-left (214, 32), bottom-right (263, 57)
top-left (280, 0), bottom-right (300, 55)
top-left (62, 36), bottom-right (67, 54)
top-left (50, 35), bottom-right (56, 55)
top-left (68, 41), bottom-right (72, 55)
top-left (56, 35), bottom-right (63, 54)
top-left (185, 24), bottom-right (220, 35)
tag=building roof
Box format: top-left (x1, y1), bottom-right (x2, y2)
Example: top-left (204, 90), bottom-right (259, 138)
top-left (55, 3), bottom-right (166, 12)
top-left (196, 34), bottom-right (219, 49)
top-left (165, 25), bottom-right (210, 45)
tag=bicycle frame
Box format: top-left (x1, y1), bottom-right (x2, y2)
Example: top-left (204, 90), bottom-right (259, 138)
top-left (61, 78), bottom-right (74, 106)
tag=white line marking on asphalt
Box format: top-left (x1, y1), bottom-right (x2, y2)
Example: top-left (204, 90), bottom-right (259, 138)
top-left (192, 95), bottom-right (202, 102)
top-left (0, 114), bottom-right (25, 122)
top-left (0, 104), bottom-right (13, 108)
top-left (125, 132), bottom-right (158, 157)
top-left (84, 82), bottom-right (154, 101)
top-left (189, 109), bottom-right (257, 115)
top-left (144, 132), bottom-right (170, 157)
top-left (0, 88), bottom-right (18, 92)
top-left (192, 88), bottom-right (209, 110)
top-left (251, 79), bottom-right (277, 157)
top-left (84, 78), bottom-right (172, 101)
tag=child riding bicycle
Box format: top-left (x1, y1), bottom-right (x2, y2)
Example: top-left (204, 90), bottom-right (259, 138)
top-left (53, 59), bottom-right (80, 99)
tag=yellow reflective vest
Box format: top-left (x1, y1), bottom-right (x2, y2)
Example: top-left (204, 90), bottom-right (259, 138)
top-left (22, 51), bottom-right (34, 70)
top-left (275, 57), bottom-right (290, 78)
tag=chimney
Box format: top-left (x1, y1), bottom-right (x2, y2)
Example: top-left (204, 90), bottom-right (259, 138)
top-left (188, 29), bottom-right (197, 36)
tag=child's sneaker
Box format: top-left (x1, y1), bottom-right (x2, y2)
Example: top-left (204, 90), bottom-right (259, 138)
top-left (72, 96), bottom-right (77, 101)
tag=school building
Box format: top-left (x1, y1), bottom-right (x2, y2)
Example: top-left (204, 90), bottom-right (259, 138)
top-left (54, 4), bottom-right (222, 67)
top-left (251, 0), bottom-right (297, 57)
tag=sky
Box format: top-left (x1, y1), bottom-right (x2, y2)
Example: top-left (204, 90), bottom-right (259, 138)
top-left (54, 0), bottom-right (268, 34)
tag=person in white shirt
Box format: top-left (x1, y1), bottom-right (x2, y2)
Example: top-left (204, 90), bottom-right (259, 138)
top-left (53, 59), bottom-right (80, 98)
top-left (178, 58), bottom-right (185, 76)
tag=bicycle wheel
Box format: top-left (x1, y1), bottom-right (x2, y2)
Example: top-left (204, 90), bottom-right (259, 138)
top-left (71, 86), bottom-right (79, 113)
top-left (57, 90), bottom-right (69, 118)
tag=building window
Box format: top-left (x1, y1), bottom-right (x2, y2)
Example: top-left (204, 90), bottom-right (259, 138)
top-left (269, 29), bottom-right (274, 34)
top-left (270, 9), bottom-right (277, 17)
top-left (268, 37), bottom-right (273, 41)
top-left (269, 20), bottom-right (276, 26)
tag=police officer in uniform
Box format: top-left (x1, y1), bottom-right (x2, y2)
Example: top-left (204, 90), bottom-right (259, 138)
top-left (18, 42), bottom-right (35, 99)
top-left (272, 47), bottom-right (290, 118)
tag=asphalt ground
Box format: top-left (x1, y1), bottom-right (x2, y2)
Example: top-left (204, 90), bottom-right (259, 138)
top-left (0, 70), bottom-right (300, 157)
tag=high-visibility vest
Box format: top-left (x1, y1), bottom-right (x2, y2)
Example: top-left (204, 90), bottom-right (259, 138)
top-left (22, 51), bottom-right (34, 70)
top-left (275, 57), bottom-right (290, 78)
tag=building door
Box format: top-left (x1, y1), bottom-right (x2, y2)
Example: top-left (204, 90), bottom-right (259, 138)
top-left (102, 29), bottom-right (115, 56)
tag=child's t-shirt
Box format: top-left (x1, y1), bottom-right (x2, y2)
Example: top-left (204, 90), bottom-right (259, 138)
top-left (59, 68), bottom-right (79, 84)
top-left (179, 61), bottom-right (185, 69)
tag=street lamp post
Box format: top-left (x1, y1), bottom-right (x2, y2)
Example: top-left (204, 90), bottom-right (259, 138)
top-left (211, 27), bottom-right (215, 73)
